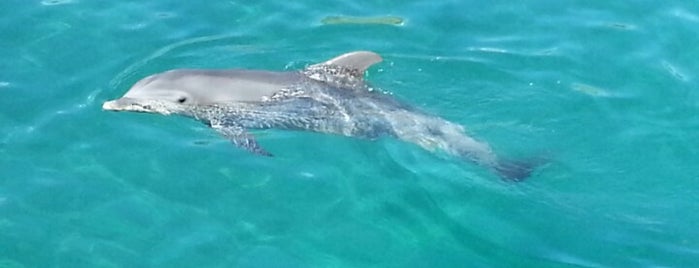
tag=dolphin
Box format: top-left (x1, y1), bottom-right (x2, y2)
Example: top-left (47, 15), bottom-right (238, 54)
top-left (103, 51), bottom-right (536, 181)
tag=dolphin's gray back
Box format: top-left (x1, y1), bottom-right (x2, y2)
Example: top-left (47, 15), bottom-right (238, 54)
top-left (191, 75), bottom-right (496, 164)
top-left (181, 69), bottom-right (302, 84)
top-left (150, 69), bottom-right (305, 103)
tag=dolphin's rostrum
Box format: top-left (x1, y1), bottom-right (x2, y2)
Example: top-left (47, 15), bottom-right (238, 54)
top-left (103, 51), bottom-right (536, 181)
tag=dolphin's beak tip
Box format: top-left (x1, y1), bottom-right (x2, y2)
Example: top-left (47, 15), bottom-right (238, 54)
top-left (102, 99), bottom-right (119, 111)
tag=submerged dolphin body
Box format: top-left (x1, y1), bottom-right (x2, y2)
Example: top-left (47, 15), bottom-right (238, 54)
top-left (103, 51), bottom-right (535, 181)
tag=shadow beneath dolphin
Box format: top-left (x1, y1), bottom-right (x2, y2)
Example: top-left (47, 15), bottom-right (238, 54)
top-left (493, 157), bottom-right (549, 182)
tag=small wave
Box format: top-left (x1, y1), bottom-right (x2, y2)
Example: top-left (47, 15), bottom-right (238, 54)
top-left (40, 0), bottom-right (74, 6)
top-left (109, 34), bottom-right (243, 89)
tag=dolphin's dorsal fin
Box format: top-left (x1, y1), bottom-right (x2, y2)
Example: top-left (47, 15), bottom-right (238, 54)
top-left (315, 51), bottom-right (383, 73)
top-left (304, 51), bottom-right (382, 86)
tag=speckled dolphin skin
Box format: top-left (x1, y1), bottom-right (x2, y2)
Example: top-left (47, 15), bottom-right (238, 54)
top-left (103, 51), bottom-right (535, 181)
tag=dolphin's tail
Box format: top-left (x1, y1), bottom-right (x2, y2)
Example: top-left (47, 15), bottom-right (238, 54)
top-left (387, 114), bottom-right (546, 181)
top-left (492, 158), bottom-right (545, 182)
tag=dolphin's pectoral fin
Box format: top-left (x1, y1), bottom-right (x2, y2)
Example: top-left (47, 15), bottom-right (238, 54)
top-left (211, 123), bottom-right (273, 156)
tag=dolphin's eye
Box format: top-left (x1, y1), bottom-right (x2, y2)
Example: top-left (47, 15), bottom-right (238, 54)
top-left (177, 97), bottom-right (187, 104)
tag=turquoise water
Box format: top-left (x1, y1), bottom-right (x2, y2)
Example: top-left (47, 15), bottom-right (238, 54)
top-left (2, 0), bottom-right (698, 267)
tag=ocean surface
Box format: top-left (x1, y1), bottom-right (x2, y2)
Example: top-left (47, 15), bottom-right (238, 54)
top-left (1, 1), bottom-right (698, 267)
